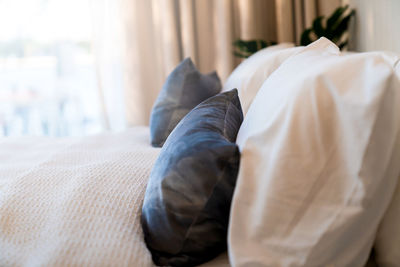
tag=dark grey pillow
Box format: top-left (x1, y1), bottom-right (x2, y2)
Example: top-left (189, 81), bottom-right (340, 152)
top-left (149, 58), bottom-right (221, 147)
top-left (142, 89), bottom-right (243, 266)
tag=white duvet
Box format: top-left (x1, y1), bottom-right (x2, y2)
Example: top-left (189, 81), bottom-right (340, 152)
top-left (0, 127), bottom-right (229, 267)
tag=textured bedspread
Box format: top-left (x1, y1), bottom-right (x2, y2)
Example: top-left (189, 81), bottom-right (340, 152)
top-left (0, 127), bottom-right (230, 266)
top-left (0, 127), bottom-right (160, 266)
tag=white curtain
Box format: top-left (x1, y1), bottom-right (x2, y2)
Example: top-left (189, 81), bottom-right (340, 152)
top-left (92, 0), bottom-right (341, 129)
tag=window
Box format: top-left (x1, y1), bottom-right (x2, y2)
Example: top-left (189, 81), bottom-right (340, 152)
top-left (0, 0), bottom-right (103, 136)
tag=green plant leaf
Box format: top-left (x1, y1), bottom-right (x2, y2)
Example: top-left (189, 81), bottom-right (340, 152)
top-left (299, 5), bottom-right (354, 49)
top-left (312, 16), bottom-right (325, 37)
top-left (233, 5), bottom-right (354, 58)
top-left (300, 29), bottom-right (313, 46)
top-left (338, 40), bottom-right (349, 50)
top-left (260, 40), bottom-right (268, 49)
top-left (326, 5), bottom-right (348, 31)
top-left (246, 40), bottom-right (258, 53)
top-left (233, 39), bottom-right (276, 58)
top-left (331, 10), bottom-right (355, 42)
top-left (233, 51), bottom-right (250, 58)
top-left (233, 40), bottom-right (249, 52)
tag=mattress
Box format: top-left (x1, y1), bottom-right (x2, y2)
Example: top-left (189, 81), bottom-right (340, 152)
top-left (0, 126), bottom-right (229, 266)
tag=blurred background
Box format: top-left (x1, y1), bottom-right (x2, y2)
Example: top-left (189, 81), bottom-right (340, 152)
top-left (0, 0), bottom-right (104, 136)
top-left (1, 0), bottom-right (387, 137)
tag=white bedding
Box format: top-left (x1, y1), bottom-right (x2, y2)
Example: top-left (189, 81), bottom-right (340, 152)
top-left (0, 127), bottom-right (229, 266)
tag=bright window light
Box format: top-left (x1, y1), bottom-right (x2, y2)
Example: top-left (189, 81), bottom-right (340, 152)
top-left (0, 0), bottom-right (103, 136)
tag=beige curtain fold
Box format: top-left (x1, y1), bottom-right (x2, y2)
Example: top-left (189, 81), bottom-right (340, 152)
top-left (94, 0), bottom-right (341, 127)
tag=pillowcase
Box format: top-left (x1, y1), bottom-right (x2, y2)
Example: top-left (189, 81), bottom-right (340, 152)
top-left (142, 89), bottom-right (243, 266)
top-left (374, 53), bottom-right (400, 267)
top-left (375, 171), bottom-right (400, 267)
top-left (150, 58), bottom-right (221, 147)
top-left (222, 43), bottom-right (303, 115)
top-left (228, 38), bottom-right (400, 267)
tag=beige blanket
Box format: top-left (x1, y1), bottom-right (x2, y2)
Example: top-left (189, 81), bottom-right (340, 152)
top-left (0, 127), bottom-right (229, 266)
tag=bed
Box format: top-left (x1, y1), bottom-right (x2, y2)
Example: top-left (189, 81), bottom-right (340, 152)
top-left (1, 55), bottom-right (400, 267)
top-left (0, 127), bottom-right (229, 266)
top-left (1, 2), bottom-right (400, 266)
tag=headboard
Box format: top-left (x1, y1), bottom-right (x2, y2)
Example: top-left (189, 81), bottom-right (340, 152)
top-left (344, 0), bottom-right (400, 53)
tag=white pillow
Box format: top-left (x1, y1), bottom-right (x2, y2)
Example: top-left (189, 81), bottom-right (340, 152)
top-left (374, 54), bottom-right (400, 267)
top-left (228, 38), bottom-right (400, 267)
top-left (375, 173), bottom-right (400, 267)
top-left (223, 43), bottom-right (303, 115)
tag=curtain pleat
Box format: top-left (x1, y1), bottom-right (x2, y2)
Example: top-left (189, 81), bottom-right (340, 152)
top-left (213, 0), bottom-right (235, 81)
top-left (318, 0), bottom-right (341, 16)
top-left (179, 0), bottom-right (198, 64)
top-left (304, 0), bottom-right (318, 28)
top-left (193, 0), bottom-right (216, 73)
top-left (121, 0), bottom-right (161, 125)
top-left (293, 0), bottom-right (305, 44)
top-left (156, 0), bottom-right (182, 76)
top-left (275, 0), bottom-right (295, 42)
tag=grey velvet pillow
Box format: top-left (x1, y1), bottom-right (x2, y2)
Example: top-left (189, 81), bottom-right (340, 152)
top-left (149, 58), bottom-right (221, 147)
top-left (142, 89), bottom-right (243, 266)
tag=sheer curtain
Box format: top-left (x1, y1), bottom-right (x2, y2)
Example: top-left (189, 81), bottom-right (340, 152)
top-left (91, 0), bottom-right (126, 131)
top-left (92, 0), bottom-right (341, 128)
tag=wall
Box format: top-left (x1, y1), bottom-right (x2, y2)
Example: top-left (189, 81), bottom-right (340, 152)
top-left (344, 0), bottom-right (400, 52)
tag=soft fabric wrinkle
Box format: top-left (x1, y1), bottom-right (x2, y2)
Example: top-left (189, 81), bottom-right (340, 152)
top-left (228, 38), bottom-right (400, 267)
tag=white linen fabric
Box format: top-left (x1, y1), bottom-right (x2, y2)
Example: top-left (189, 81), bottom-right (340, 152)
top-left (375, 172), bottom-right (400, 267)
top-left (228, 38), bottom-right (400, 267)
top-left (0, 127), bottom-right (229, 266)
top-left (223, 43), bottom-right (303, 115)
top-left (374, 54), bottom-right (400, 267)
